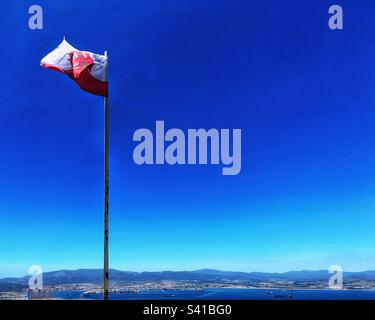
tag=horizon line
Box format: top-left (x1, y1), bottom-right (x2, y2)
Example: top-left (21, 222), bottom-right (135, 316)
top-left (2, 267), bottom-right (375, 280)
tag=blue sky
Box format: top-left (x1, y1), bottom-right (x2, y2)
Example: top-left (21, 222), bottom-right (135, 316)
top-left (1, 0), bottom-right (375, 277)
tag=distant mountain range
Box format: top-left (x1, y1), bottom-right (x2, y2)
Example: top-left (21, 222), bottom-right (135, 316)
top-left (1, 269), bottom-right (375, 292)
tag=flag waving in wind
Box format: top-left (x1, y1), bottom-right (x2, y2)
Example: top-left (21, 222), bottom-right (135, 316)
top-left (40, 38), bottom-right (111, 300)
top-left (41, 39), bottom-right (108, 97)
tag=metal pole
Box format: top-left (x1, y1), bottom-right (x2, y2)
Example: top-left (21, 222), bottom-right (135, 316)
top-left (103, 50), bottom-right (109, 300)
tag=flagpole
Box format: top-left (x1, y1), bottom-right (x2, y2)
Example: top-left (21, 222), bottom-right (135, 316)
top-left (103, 50), bottom-right (109, 300)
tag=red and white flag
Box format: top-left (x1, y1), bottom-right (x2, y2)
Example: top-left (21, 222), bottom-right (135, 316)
top-left (41, 39), bottom-right (108, 97)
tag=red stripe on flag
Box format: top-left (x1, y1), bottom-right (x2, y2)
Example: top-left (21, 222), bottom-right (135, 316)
top-left (74, 68), bottom-right (108, 97)
top-left (41, 62), bottom-right (108, 97)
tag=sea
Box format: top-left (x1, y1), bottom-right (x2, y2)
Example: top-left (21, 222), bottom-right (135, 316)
top-left (50, 288), bottom-right (375, 300)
